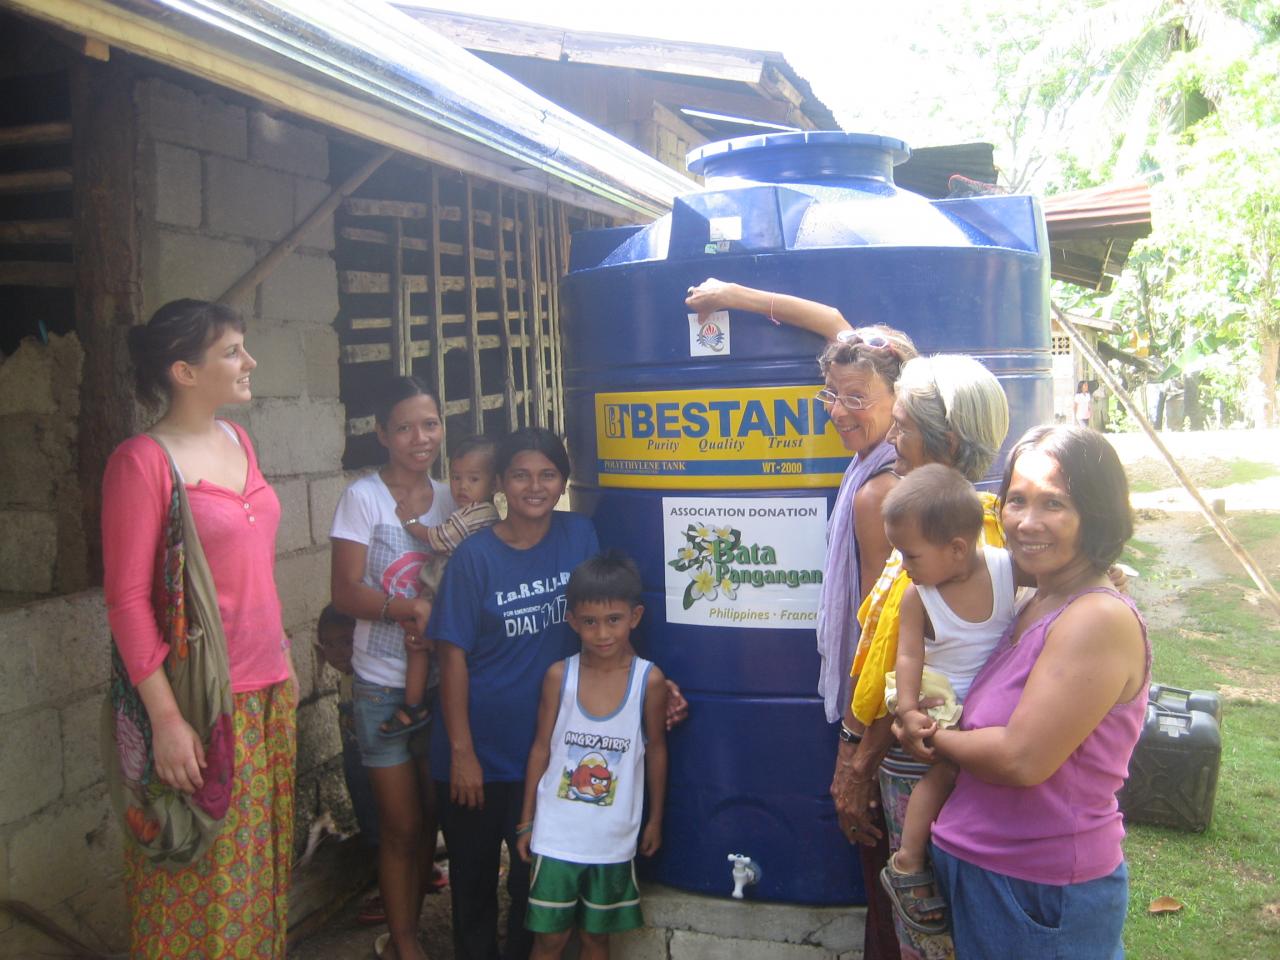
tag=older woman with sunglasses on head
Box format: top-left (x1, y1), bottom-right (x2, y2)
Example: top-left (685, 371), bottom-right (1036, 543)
top-left (687, 277), bottom-right (917, 960)
top-left (838, 354), bottom-right (1011, 960)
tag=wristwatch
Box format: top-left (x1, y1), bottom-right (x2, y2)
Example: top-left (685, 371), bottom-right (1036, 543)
top-left (403, 517), bottom-right (421, 530)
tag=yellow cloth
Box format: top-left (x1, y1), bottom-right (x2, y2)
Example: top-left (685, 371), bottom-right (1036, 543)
top-left (884, 667), bottom-right (963, 728)
top-left (850, 491), bottom-right (1005, 726)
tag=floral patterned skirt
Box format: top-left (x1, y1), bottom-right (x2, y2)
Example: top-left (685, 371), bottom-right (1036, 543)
top-left (879, 752), bottom-right (956, 960)
top-left (125, 681), bottom-right (296, 959)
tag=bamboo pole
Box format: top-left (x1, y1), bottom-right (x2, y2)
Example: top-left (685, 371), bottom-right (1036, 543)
top-left (219, 148), bottom-right (392, 306)
top-left (1053, 302), bottom-right (1280, 618)
top-left (512, 195), bottom-right (532, 427)
top-left (429, 166), bottom-right (448, 441)
top-left (462, 175), bottom-right (484, 435)
top-left (493, 186), bottom-right (519, 430)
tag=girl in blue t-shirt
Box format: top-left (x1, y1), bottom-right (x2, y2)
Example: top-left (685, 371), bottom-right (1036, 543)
top-left (429, 428), bottom-right (598, 960)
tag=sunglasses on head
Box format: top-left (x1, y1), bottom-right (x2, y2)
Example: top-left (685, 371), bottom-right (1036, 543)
top-left (837, 327), bottom-right (901, 359)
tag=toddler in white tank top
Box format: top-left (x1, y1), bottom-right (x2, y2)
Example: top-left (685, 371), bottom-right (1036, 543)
top-left (877, 465), bottom-right (1021, 937)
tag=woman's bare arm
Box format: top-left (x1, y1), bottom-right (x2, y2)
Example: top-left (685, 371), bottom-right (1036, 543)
top-left (853, 474), bottom-right (897, 603)
top-left (438, 641), bottom-right (484, 808)
top-left (685, 278), bottom-right (852, 341)
top-left (932, 593), bottom-right (1145, 786)
top-left (331, 538), bottom-right (430, 634)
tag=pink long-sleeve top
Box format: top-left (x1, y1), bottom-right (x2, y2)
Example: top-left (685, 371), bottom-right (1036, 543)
top-left (102, 421), bottom-right (290, 692)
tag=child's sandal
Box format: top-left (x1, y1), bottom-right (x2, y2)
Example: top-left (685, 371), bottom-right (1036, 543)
top-left (879, 854), bottom-right (949, 936)
top-left (379, 701), bottom-right (431, 737)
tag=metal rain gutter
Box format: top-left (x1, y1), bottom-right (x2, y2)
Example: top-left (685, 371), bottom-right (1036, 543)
top-left (118, 0), bottom-right (695, 216)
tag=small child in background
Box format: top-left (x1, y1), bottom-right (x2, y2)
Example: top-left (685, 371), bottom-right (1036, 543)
top-left (315, 605), bottom-right (385, 925)
top-left (878, 465), bottom-right (1018, 936)
top-left (387, 434), bottom-right (500, 736)
top-left (316, 604), bottom-right (447, 925)
top-left (516, 551), bottom-right (668, 960)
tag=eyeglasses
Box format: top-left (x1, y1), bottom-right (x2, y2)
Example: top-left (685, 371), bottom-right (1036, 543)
top-left (886, 418), bottom-right (915, 442)
top-left (837, 327), bottom-right (902, 360)
top-left (815, 388), bottom-right (879, 411)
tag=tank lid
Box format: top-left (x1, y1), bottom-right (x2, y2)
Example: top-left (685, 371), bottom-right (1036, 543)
top-left (686, 131), bottom-right (910, 185)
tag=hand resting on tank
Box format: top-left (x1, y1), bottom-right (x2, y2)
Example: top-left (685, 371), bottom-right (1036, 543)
top-left (684, 278), bottom-right (852, 342)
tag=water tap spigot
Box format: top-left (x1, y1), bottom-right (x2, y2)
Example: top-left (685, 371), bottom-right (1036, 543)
top-left (727, 854), bottom-right (761, 899)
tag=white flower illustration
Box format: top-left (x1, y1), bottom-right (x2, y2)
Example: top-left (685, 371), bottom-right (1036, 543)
top-left (690, 568), bottom-right (718, 601)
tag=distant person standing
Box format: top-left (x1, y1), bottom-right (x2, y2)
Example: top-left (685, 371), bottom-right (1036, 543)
top-left (1074, 381), bottom-right (1094, 429)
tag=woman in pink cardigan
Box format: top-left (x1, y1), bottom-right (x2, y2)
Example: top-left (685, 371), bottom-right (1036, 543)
top-left (103, 299), bottom-right (295, 959)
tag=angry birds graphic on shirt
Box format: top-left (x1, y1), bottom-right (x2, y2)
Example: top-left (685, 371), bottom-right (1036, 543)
top-left (557, 750), bottom-right (620, 805)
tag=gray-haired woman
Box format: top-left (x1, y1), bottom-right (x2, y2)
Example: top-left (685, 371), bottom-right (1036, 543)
top-left (687, 278), bottom-right (918, 960)
top-left (834, 354), bottom-right (1010, 960)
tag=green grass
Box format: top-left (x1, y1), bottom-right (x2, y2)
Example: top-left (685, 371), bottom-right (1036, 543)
top-left (1195, 513), bottom-right (1280, 548)
top-left (1121, 538), bottom-right (1163, 580)
top-left (1221, 460), bottom-right (1280, 488)
top-left (1123, 565), bottom-right (1280, 959)
top-left (1128, 459), bottom-right (1280, 493)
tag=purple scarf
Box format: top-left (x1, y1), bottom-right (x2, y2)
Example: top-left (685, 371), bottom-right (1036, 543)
top-left (816, 439), bottom-right (897, 722)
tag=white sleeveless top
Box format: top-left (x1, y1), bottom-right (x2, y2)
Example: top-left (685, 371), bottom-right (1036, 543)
top-left (530, 654), bottom-right (652, 864)
top-left (917, 548), bottom-right (1015, 702)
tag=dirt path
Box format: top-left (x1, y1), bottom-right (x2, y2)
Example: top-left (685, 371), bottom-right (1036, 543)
top-left (1104, 428), bottom-right (1280, 629)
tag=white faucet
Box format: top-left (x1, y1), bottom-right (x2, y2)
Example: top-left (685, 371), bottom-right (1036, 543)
top-left (727, 854), bottom-right (761, 899)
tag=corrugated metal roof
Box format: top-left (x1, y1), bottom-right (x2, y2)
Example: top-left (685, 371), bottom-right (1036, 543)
top-left (1043, 181), bottom-right (1153, 239)
top-left (392, 6), bottom-right (840, 130)
top-left (12, 0), bottom-right (694, 218)
top-left (896, 143), bottom-right (998, 199)
top-left (1043, 181), bottom-right (1153, 291)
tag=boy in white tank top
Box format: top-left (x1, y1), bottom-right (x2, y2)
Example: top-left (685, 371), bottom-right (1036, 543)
top-left (516, 550), bottom-right (668, 959)
top-left (878, 465), bottom-right (1019, 936)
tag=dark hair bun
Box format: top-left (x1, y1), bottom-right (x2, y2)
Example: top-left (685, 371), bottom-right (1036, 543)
top-left (128, 299), bottom-right (245, 408)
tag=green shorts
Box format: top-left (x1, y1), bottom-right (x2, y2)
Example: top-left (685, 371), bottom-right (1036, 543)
top-left (525, 854), bottom-right (644, 935)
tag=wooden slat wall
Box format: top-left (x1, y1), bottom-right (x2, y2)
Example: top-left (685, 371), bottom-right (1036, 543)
top-left (0, 120), bottom-right (74, 297)
top-left (335, 156), bottom-right (613, 467)
top-left (0, 67), bottom-right (77, 362)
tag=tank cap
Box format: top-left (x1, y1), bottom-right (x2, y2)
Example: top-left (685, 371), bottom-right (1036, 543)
top-left (687, 131), bottom-right (910, 185)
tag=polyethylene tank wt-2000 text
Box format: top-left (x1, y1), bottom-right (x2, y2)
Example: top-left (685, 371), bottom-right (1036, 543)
top-left (560, 132), bottom-right (1051, 905)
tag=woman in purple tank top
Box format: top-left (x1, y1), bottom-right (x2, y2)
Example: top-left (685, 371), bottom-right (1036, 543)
top-left (900, 425), bottom-right (1149, 960)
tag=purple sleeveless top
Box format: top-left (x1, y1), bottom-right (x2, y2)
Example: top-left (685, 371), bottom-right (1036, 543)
top-left (931, 588), bottom-right (1149, 885)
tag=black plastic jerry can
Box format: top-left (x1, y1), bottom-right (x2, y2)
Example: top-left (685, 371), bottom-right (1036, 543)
top-left (1117, 684), bottom-right (1222, 833)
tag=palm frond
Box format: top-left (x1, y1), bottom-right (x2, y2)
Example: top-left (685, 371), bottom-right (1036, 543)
top-left (1101, 15), bottom-right (1181, 127)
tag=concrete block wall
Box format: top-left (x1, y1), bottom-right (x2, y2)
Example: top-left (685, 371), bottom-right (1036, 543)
top-left (0, 333), bottom-right (87, 603)
top-left (0, 592), bottom-right (129, 955)
top-left (134, 76), bottom-right (355, 856)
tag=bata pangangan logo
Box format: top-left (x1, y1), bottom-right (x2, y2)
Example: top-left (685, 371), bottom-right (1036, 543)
top-left (696, 320), bottom-right (726, 352)
top-left (668, 523), bottom-right (822, 609)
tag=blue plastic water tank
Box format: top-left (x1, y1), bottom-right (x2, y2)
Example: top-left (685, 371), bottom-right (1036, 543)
top-left (560, 132), bottom-right (1051, 905)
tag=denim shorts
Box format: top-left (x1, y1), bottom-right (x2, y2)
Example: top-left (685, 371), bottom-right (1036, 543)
top-left (931, 842), bottom-right (1127, 960)
top-left (351, 676), bottom-right (436, 769)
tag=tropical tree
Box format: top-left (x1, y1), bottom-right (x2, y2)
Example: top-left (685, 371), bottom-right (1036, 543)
top-left (1104, 4), bottom-right (1280, 425)
top-left (1089, 0), bottom-right (1260, 175)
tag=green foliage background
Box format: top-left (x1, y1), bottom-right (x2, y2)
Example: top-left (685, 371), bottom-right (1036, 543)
top-left (893, 0), bottom-right (1280, 427)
